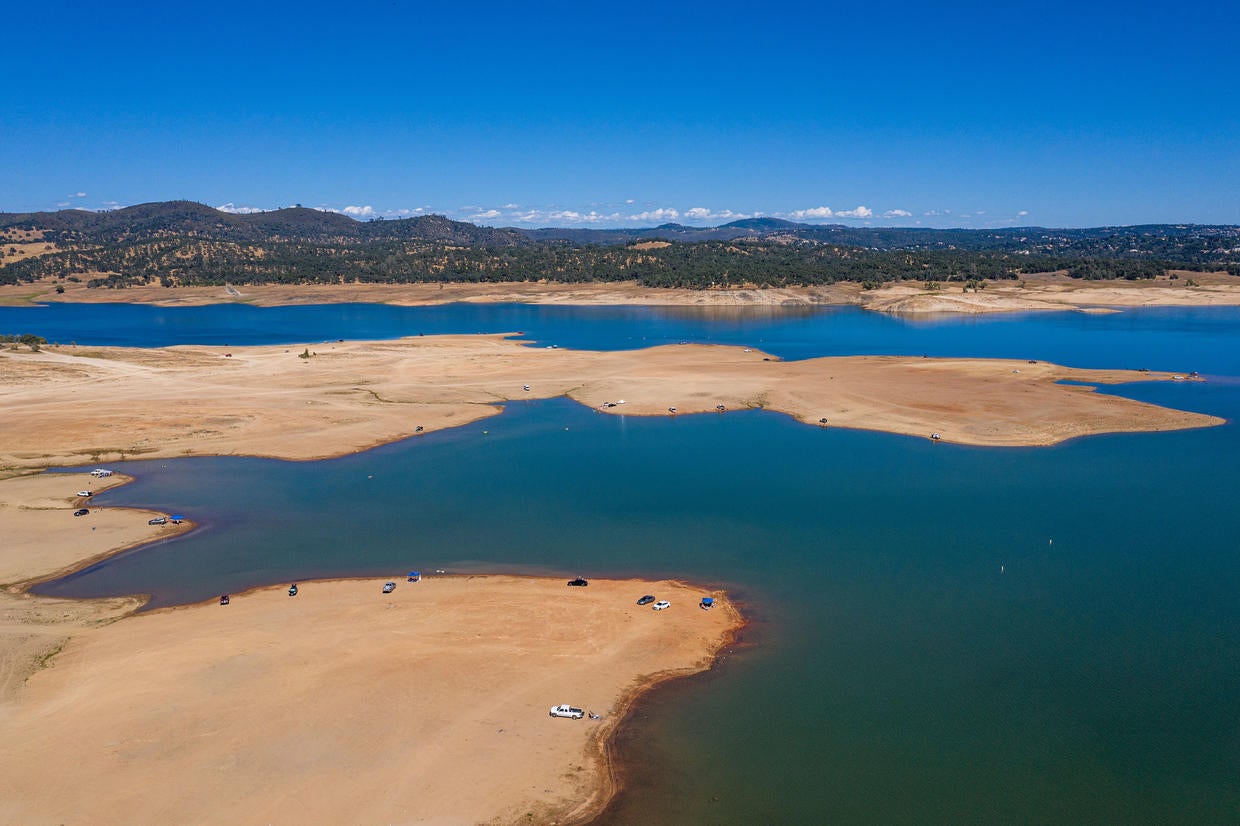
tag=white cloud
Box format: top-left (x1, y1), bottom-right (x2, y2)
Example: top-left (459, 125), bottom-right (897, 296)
top-left (550, 210), bottom-right (620, 223)
top-left (626, 208), bottom-right (681, 223)
top-left (67, 192), bottom-right (87, 199)
top-left (883, 209), bottom-right (912, 218)
top-left (56, 201), bottom-right (70, 207)
top-left (341, 205), bottom-right (376, 218)
top-left (216, 202), bottom-right (267, 214)
top-left (682, 207), bottom-right (753, 223)
top-left (788, 205), bottom-right (873, 220)
top-left (502, 203), bottom-right (520, 210)
top-left (787, 206), bottom-right (834, 220)
top-left (468, 209), bottom-right (503, 221)
top-left (1017, 210), bottom-right (1029, 217)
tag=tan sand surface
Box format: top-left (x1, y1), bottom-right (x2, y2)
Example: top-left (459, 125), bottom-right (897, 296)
top-left (0, 472), bottom-right (185, 703)
top-left (0, 471), bottom-right (184, 587)
top-left (0, 590), bottom-right (142, 704)
top-left (856, 270), bottom-right (1240, 314)
top-left (1, 272), bottom-right (1237, 311)
top-left (0, 335), bottom-right (1220, 472)
top-left (0, 575), bottom-right (740, 825)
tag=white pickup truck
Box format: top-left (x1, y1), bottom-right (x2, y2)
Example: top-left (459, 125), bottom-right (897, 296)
top-left (549, 704), bottom-right (585, 719)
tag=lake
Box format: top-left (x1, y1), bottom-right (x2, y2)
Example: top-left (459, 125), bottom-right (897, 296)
top-left (18, 302), bottom-right (1240, 823)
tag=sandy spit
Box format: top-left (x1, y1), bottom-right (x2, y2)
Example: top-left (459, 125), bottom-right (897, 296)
top-left (0, 575), bottom-right (741, 825)
top-left (0, 472), bottom-right (742, 825)
top-left (0, 335), bottom-right (1221, 473)
top-left (0, 471), bottom-right (183, 703)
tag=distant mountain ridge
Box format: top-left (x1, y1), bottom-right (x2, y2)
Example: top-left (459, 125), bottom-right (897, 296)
top-left (0, 201), bottom-right (527, 246)
top-left (2, 201), bottom-right (1237, 256)
top-left (1, 202), bottom-right (1237, 293)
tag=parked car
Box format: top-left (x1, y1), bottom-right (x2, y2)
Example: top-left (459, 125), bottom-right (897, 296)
top-left (382, 581), bottom-right (396, 594)
top-left (148, 516), bottom-right (168, 525)
top-left (288, 583), bottom-right (298, 597)
top-left (549, 704), bottom-right (585, 719)
top-left (652, 601), bottom-right (671, 611)
top-left (219, 594), bottom-right (230, 605)
top-left (636, 595), bottom-right (656, 605)
top-left (73, 508), bottom-right (89, 517)
top-left (567, 577), bottom-right (589, 587)
top-left (76, 490), bottom-right (93, 497)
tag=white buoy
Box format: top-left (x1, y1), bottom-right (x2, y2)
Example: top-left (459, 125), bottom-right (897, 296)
top-left (1000, 565), bottom-right (1005, 574)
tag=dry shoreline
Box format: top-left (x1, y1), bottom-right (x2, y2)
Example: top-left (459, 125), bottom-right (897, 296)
top-left (0, 288), bottom-right (1228, 821)
top-left (0, 471), bottom-right (743, 825)
top-left (2, 271), bottom-right (1238, 313)
top-left (0, 336), bottom-right (1222, 475)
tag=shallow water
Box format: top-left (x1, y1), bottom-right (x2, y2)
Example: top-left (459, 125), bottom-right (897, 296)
top-left (25, 303), bottom-right (1240, 823)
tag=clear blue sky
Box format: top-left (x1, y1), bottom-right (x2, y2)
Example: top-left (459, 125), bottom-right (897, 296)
top-left (3, 0), bottom-right (1237, 228)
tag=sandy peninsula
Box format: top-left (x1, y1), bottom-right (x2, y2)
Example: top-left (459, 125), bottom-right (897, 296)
top-left (0, 471), bottom-right (741, 825)
top-left (0, 472), bottom-right (191, 701)
top-left (2, 270), bottom-right (1238, 313)
top-left (0, 570), bottom-right (738, 824)
top-left (0, 471), bottom-right (189, 587)
top-left (0, 335), bottom-right (1221, 472)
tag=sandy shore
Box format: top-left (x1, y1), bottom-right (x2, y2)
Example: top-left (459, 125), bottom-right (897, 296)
top-left (0, 471), bottom-right (188, 587)
top-left (0, 472), bottom-right (176, 703)
top-left (0, 471), bottom-right (742, 824)
top-left (0, 335), bottom-right (1221, 472)
top-left (2, 271), bottom-right (1238, 312)
top-left (0, 575), bottom-right (739, 825)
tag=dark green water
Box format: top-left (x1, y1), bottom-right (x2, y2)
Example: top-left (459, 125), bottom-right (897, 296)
top-left (31, 306), bottom-right (1240, 823)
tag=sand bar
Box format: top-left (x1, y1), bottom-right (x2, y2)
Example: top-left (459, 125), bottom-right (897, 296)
top-left (0, 335), bottom-right (1221, 471)
top-left (0, 575), bottom-right (740, 825)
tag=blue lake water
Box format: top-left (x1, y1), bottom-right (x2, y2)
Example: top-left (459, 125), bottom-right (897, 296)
top-left (3, 301), bottom-right (1238, 372)
top-left (18, 302), bottom-right (1240, 823)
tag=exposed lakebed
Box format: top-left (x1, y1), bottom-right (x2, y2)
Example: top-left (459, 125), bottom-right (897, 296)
top-left (21, 303), bottom-right (1240, 823)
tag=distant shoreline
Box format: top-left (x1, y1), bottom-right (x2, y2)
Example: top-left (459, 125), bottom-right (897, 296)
top-left (2, 271), bottom-right (1239, 314)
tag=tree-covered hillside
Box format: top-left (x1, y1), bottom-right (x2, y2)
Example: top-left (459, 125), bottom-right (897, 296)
top-left (1, 202), bottom-right (1237, 289)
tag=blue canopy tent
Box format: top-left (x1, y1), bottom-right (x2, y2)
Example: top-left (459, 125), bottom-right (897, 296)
top-left (407, 571), bottom-right (421, 582)
top-left (700, 597), bottom-right (715, 609)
